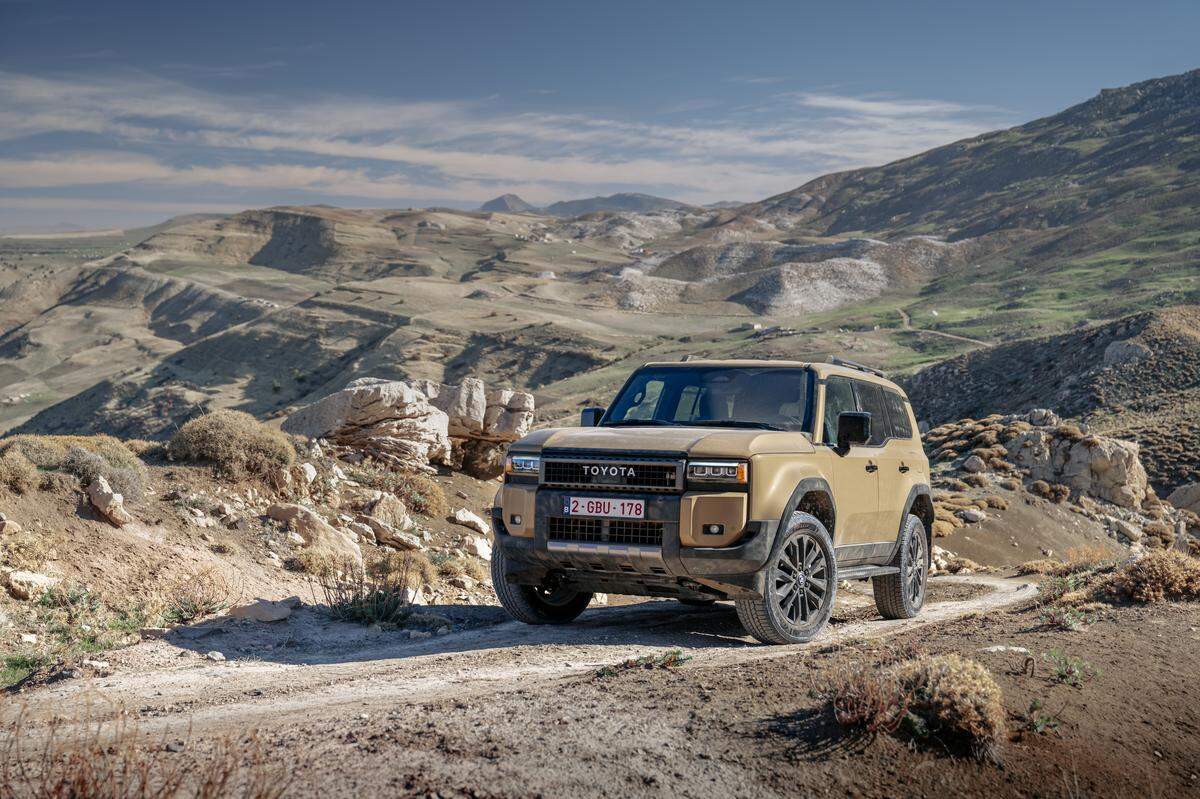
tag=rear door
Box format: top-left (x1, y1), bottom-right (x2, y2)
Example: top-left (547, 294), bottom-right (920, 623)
top-left (821, 376), bottom-right (879, 546)
top-left (878, 388), bottom-right (923, 536)
top-left (851, 381), bottom-right (895, 541)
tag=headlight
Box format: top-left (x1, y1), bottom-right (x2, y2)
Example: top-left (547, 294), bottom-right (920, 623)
top-left (505, 454), bottom-right (540, 476)
top-left (687, 460), bottom-right (747, 483)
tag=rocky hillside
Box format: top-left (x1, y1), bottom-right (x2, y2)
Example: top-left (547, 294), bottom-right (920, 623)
top-left (904, 305), bottom-right (1200, 493)
top-left (740, 69), bottom-right (1200, 239)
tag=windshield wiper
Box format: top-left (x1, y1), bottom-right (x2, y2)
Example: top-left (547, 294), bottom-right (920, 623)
top-left (686, 420), bottom-right (787, 431)
top-left (601, 419), bottom-right (684, 427)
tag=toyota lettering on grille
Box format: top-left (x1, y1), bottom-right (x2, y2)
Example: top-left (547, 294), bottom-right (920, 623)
top-left (582, 464), bottom-right (637, 480)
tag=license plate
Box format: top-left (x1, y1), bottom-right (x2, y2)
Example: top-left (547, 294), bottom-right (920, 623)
top-left (562, 496), bottom-right (645, 519)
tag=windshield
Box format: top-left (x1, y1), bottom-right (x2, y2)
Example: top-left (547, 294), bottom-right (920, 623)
top-left (602, 366), bottom-right (813, 432)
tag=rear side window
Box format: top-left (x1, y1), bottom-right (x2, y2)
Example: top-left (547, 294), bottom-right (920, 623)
top-left (853, 382), bottom-right (889, 446)
top-left (822, 377), bottom-right (857, 444)
top-left (883, 390), bottom-right (914, 440)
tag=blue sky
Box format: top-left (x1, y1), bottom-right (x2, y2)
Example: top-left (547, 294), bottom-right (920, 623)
top-left (0, 0), bottom-right (1197, 231)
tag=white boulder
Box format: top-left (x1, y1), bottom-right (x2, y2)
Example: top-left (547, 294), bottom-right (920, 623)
top-left (87, 476), bottom-right (134, 526)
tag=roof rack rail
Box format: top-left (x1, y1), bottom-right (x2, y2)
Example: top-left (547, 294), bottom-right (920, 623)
top-left (829, 356), bottom-right (886, 378)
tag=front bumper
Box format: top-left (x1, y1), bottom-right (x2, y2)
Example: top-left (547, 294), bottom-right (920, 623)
top-left (492, 489), bottom-right (778, 600)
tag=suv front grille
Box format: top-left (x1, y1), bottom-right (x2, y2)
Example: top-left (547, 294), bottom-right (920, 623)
top-left (548, 517), bottom-right (665, 546)
top-left (541, 455), bottom-right (683, 492)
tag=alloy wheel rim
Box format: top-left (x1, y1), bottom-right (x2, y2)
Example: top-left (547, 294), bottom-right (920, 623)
top-left (906, 529), bottom-right (927, 607)
top-left (771, 531), bottom-right (829, 628)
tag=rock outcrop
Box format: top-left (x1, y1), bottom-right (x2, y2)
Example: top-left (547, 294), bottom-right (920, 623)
top-left (266, 503), bottom-right (362, 565)
top-left (926, 410), bottom-right (1150, 509)
top-left (283, 377), bottom-right (533, 478)
top-left (87, 476), bottom-right (134, 526)
top-left (1168, 483), bottom-right (1200, 514)
top-left (1008, 426), bottom-right (1149, 509)
top-left (412, 378), bottom-right (534, 478)
top-left (282, 378), bottom-right (452, 472)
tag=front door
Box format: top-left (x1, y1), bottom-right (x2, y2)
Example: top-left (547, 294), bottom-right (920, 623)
top-left (821, 376), bottom-right (879, 546)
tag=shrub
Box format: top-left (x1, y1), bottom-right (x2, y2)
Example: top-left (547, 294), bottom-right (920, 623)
top-left (369, 549), bottom-right (438, 589)
top-left (828, 663), bottom-right (911, 735)
top-left (983, 495), bottom-right (1009, 510)
top-left (62, 447), bottom-right (146, 502)
top-left (0, 450), bottom-right (38, 494)
top-left (0, 525), bottom-right (49, 571)
top-left (312, 555), bottom-right (419, 626)
top-left (829, 653), bottom-right (1006, 762)
top-left (1043, 649), bottom-right (1099, 687)
top-left (431, 552), bottom-right (487, 583)
top-left (168, 411), bottom-right (293, 477)
top-left (346, 465), bottom-right (448, 518)
top-left (0, 434), bottom-right (143, 473)
top-left (160, 566), bottom-right (232, 624)
top-left (891, 654), bottom-right (1006, 761)
top-left (1106, 550), bottom-right (1200, 603)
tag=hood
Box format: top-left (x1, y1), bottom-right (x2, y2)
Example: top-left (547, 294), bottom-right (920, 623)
top-left (512, 425), bottom-right (815, 458)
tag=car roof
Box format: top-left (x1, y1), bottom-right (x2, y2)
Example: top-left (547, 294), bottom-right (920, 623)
top-left (638, 359), bottom-right (905, 393)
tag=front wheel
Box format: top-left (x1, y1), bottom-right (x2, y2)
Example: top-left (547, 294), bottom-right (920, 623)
top-left (491, 544), bottom-right (593, 624)
top-left (735, 512), bottom-right (836, 644)
top-left (872, 514), bottom-right (929, 620)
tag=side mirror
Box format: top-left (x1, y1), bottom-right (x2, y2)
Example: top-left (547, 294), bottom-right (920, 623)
top-left (836, 411), bottom-right (871, 453)
top-left (580, 407), bottom-right (605, 427)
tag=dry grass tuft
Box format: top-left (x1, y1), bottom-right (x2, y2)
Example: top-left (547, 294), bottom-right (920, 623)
top-left (311, 555), bottom-right (422, 626)
top-left (0, 450), bottom-right (38, 495)
top-left (431, 553), bottom-right (487, 584)
top-left (1106, 550), bottom-right (1200, 604)
top-left (167, 411), bottom-right (293, 477)
top-left (0, 706), bottom-right (288, 799)
top-left (369, 549), bottom-right (438, 589)
top-left (829, 653), bottom-right (1006, 762)
top-left (345, 465), bottom-right (448, 518)
top-left (160, 566), bottom-right (233, 624)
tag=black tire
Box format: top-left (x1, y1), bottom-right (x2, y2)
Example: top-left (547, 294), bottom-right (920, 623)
top-left (490, 544), bottom-right (593, 624)
top-left (872, 514), bottom-right (929, 620)
top-left (676, 598), bottom-right (717, 607)
top-left (735, 512), bottom-right (837, 644)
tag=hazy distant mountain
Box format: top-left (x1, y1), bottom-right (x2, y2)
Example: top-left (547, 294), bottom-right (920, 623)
top-left (543, 193), bottom-right (692, 217)
top-left (703, 201), bottom-right (745, 209)
top-left (479, 194), bottom-right (538, 213)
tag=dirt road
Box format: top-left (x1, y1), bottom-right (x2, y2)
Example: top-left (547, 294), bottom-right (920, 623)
top-left (14, 575), bottom-right (1033, 739)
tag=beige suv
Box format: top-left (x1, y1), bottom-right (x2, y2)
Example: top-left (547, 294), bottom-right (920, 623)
top-left (490, 358), bottom-right (932, 644)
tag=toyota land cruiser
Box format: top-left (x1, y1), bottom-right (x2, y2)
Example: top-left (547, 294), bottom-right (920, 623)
top-left (490, 358), bottom-right (933, 644)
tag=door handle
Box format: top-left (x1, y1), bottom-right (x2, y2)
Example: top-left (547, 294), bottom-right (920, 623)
top-left (899, 463), bottom-right (910, 473)
top-left (865, 462), bottom-right (878, 473)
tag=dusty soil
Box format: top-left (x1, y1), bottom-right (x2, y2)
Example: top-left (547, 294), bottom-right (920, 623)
top-left (7, 565), bottom-right (1200, 798)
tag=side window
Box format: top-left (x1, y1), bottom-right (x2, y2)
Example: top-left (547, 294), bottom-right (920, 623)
top-left (854, 382), bottom-right (889, 446)
top-left (883, 390), bottom-right (914, 440)
top-left (822, 377), bottom-right (857, 444)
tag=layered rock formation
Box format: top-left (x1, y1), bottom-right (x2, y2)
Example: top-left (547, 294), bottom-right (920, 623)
top-left (282, 377), bottom-right (533, 478)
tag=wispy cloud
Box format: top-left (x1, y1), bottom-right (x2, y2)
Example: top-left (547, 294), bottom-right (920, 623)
top-left (0, 70), bottom-right (1013, 216)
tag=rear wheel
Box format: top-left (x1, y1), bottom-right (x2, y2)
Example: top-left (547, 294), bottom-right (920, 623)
top-left (872, 514), bottom-right (929, 620)
top-left (735, 512), bottom-right (836, 644)
top-left (491, 544), bottom-right (593, 624)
